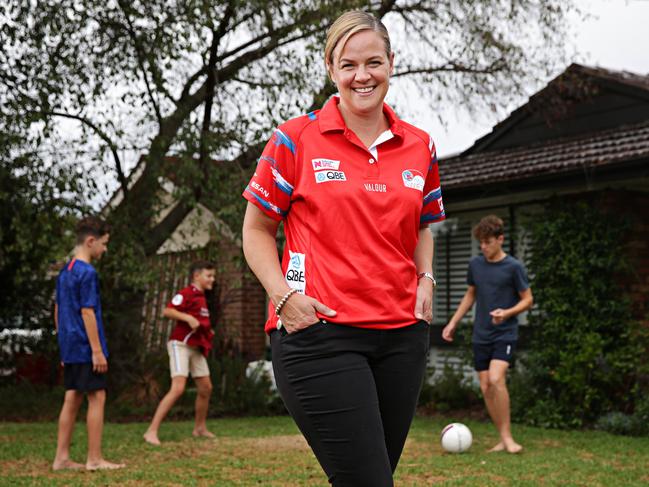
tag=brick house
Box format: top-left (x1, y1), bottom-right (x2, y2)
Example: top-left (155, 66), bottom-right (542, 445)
top-left (109, 63), bottom-right (649, 367)
top-left (106, 158), bottom-right (268, 359)
top-left (431, 64), bottom-right (649, 370)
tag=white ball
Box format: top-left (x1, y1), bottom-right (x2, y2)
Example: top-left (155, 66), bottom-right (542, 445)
top-left (440, 423), bottom-right (473, 453)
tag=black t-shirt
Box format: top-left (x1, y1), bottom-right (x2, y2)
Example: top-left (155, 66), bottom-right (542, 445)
top-left (467, 255), bottom-right (529, 344)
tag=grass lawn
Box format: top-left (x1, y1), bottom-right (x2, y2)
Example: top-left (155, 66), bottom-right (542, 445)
top-left (1, 415), bottom-right (648, 486)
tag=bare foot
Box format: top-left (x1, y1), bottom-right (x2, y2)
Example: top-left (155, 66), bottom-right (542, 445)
top-left (487, 442), bottom-right (505, 453)
top-left (192, 429), bottom-right (216, 439)
top-left (86, 459), bottom-right (126, 471)
top-left (504, 440), bottom-right (523, 454)
top-left (52, 459), bottom-right (85, 471)
top-left (143, 430), bottom-right (161, 446)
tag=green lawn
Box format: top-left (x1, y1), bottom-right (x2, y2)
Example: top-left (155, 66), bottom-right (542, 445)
top-left (1, 416), bottom-right (648, 486)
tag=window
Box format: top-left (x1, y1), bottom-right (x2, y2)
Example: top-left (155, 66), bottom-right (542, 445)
top-left (431, 210), bottom-right (531, 325)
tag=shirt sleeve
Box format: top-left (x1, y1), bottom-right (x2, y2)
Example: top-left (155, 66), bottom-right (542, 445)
top-left (467, 261), bottom-right (475, 286)
top-left (513, 261), bottom-right (530, 292)
top-left (420, 135), bottom-right (446, 226)
top-left (167, 289), bottom-right (189, 312)
top-left (79, 269), bottom-right (99, 309)
top-left (243, 125), bottom-right (297, 221)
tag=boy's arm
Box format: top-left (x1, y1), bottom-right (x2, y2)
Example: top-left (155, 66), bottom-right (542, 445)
top-left (490, 288), bottom-right (533, 324)
top-left (162, 307), bottom-right (200, 330)
top-left (81, 307), bottom-right (107, 373)
top-left (442, 286), bottom-right (476, 342)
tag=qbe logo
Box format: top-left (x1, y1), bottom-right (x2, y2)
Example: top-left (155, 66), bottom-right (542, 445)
top-left (315, 170), bottom-right (347, 183)
top-left (285, 250), bottom-right (306, 294)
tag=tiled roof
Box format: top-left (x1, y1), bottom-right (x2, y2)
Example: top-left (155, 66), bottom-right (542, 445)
top-left (440, 120), bottom-right (649, 190)
top-left (574, 64), bottom-right (649, 91)
top-left (465, 64), bottom-right (649, 156)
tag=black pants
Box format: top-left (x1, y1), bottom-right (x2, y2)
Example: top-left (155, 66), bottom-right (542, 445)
top-left (271, 320), bottom-right (430, 487)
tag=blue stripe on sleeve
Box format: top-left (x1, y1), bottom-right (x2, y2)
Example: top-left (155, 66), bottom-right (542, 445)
top-left (420, 210), bottom-right (446, 224)
top-left (244, 186), bottom-right (287, 217)
top-left (423, 187), bottom-right (442, 205)
top-left (272, 168), bottom-right (294, 196)
top-left (272, 129), bottom-right (296, 155)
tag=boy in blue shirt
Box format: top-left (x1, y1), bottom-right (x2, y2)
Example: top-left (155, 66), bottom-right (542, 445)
top-left (52, 216), bottom-right (124, 471)
top-left (442, 215), bottom-right (533, 453)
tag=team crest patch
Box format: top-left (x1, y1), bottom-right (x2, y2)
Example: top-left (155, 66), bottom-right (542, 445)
top-left (171, 294), bottom-right (183, 306)
top-left (402, 169), bottom-right (424, 192)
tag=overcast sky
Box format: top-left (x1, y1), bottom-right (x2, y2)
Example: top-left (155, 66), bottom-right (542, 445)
top-left (411, 0), bottom-right (649, 157)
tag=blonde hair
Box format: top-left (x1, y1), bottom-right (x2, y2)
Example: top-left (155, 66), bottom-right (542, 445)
top-left (324, 10), bottom-right (391, 69)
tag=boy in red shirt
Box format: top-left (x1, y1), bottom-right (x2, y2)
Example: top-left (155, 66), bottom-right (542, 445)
top-left (143, 261), bottom-right (217, 445)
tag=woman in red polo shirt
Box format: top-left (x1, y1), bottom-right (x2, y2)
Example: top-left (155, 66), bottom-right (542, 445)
top-left (242, 10), bottom-right (445, 486)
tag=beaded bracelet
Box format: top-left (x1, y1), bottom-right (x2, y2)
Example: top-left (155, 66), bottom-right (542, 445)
top-left (275, 288), bottom-right (298, 317)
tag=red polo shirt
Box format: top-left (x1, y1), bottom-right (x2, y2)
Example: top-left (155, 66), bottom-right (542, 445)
top-left (244, 96), bottom-right (445, 333)
top-left (167, 284), bottom-right (214, 356)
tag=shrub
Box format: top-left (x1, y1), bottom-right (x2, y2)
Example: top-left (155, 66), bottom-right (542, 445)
top-left (595, 412), bottom-right (644, 436)
top-left (419, 362), bottom-right (480, 413)
top-left (0, 381), bottom-right (65, 421)
top-left (512, 198), bottom-right (648, 429)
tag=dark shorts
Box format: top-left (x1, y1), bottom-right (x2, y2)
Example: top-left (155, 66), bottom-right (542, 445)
top-left (472, 341), bottom-right (516, 372)
top-left (63, 363), bottom-right (107, 392)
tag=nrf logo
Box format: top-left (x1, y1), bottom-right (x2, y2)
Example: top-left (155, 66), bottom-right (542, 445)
top-left (315, 170), bottom-right (347, 183)
top-left (312, 158), bottom-right (340, 171)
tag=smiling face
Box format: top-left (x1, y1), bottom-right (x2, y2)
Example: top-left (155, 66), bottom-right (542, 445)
top-left (193, 268), bottom-right (216, 291)
top-left (327, 29), bottom-right (394, 119)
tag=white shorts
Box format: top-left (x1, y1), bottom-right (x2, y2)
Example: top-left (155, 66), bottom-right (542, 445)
top-left (167, 340), bottom-right (210, 378)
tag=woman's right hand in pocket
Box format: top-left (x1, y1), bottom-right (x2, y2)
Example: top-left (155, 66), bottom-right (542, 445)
top-left (280, 293), bottom-right (336, 334)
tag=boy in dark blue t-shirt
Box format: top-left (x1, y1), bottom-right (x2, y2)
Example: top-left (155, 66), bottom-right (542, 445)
top-left (53, 216), bottom-right (124, 471)
top-left (442, 215), bottom-right (533, 454)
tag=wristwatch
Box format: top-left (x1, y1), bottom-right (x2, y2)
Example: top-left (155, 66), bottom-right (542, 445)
top-left (417, 272), bottom-right (437, 288)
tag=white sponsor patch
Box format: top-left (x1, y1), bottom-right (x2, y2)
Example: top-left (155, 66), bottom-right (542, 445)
top-left (171, 294), bottom-right (183, 306)
top-left (438, 197), bottom-right (444, 212)
top-left (285, 250), bottom-right (306, 294)
top-left (312, 158), bottom-right (340, 171)
top-left (402, 169), bottom-right (425, 192)
top-left (315, 170), bottom-right (346, 183)
top-left (200, 307), bottom-right (209, 317)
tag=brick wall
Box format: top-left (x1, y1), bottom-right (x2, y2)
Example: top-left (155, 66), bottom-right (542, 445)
top-left (592, 190), bottom-right (649, 328)
top-left (141, 239), bottom-right (268, 359)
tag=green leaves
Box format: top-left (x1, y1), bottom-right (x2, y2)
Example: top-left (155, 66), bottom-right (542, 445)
top-left (511, 199), bottom-right (647, 429)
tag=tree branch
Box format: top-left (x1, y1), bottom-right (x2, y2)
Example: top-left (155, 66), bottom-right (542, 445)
top-left (39, 110), bottom-right (128, 196)
top-left (117, 0), bottom-right (163, 124)
top-left (197, 3), bottom-right (234, 200)
top-left (393, 60), bottom-right (507, 78)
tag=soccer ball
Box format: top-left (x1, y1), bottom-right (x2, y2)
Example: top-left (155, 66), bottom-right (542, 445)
top-left (440, 423), bottom-right (473, 453)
